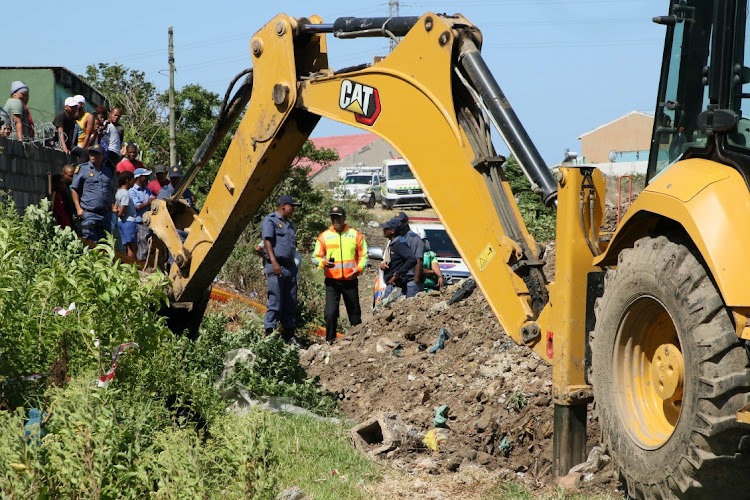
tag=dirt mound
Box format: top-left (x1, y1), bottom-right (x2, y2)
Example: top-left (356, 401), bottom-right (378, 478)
top-left (301, 287), bottom-right (615, 493)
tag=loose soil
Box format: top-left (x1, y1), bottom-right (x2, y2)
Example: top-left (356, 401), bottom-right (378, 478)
top-left (297, 207), bottom-right (626, 499)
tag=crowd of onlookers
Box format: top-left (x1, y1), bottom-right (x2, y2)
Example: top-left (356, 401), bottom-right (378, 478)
top-left (0, 80), bottom-right (195, 260)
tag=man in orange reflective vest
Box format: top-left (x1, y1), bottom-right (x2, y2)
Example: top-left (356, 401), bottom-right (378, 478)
top-left (313, 206), bottom-right (368, 344)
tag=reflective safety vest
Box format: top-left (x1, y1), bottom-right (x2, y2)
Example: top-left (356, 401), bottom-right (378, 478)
top-left (312, 224), bottom-right (368, 280)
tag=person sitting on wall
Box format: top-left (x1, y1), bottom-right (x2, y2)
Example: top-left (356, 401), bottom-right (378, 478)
top-left (53, 97), bottom-right (80, 155)
top-left (3, 81), bottom-right (34, 141)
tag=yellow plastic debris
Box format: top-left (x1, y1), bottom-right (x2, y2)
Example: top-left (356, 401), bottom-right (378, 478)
top-left (423, 428), bottom-right (448, 452)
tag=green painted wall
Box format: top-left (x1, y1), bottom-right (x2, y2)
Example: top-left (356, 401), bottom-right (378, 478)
top-left (0, 68), bottom-right (106, 126)
top-left (0, 69), bottom-right (56, 123)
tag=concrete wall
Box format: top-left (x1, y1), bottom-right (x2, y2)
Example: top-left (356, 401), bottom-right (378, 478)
top-left (0, 136), bottom-right (70, 210)
top-left (593, 160), bottom-right (648, 177)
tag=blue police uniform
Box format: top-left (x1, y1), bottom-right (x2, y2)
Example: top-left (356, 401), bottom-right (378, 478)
top-left (261, 211), bottom-right (298, 332)
top-left (71, 161), bottom-right (114, 242)
top-left (156, 182), bottom-right (175, 200)
top-left (129, 183), bottom-right (153, 261)
top-left (157, 165), bottom-right (196, 208)
top-left (156, 182), bottom-right (196, 207)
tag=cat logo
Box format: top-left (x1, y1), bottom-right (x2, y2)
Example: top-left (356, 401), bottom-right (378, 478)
top-left (339, 79), bottom-right (381, 126)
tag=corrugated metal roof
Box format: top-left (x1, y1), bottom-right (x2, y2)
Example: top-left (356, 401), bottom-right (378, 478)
top-left (298, 133), bottom-right (379, 177)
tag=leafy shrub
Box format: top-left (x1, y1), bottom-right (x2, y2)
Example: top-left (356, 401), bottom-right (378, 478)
top-left (195, 314), bottom-right (339, 417)
top-left (0, 378), bottom-right (277, 498)
top-left (0, 199), bottom-right (170, 407)
top-left (116, 333), bottom-right (228, 433)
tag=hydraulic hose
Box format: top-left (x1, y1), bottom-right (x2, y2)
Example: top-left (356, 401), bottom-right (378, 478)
top-left (172, 68), bottom-right (254, 200)
top-left (457, 37), bottom-right (558, 207)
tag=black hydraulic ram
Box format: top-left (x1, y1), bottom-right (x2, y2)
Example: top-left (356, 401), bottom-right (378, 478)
top-left (300, 16), bottom-right (420, 38)
top-left (458, 38), bottom-right (558, 207)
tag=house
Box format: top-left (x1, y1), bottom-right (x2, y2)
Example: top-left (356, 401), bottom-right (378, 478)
top-left (578, 111), bottom-right (653, 174)
top-left (0, 67), bottom-right (106, 211)
top-left (300, 133), bottom-right (397, 186)
top-left (0, 67), bottom-right (107, 127)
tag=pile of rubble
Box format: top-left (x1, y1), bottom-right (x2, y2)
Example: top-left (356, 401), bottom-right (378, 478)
top-left (300, 286), bottom-right (616, 493)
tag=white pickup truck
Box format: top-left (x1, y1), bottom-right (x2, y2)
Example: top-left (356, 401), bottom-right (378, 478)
top-left (334, 171), bottom-right (383, 208)
top-left (380, 159), bottom-right (429, 209)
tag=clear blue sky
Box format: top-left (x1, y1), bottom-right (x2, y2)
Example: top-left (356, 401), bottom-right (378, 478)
top-left (9, 0), bottom-right (665, 164)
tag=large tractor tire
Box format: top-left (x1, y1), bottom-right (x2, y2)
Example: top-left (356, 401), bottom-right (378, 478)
top-left (591, 234), bottom-right (750, 499)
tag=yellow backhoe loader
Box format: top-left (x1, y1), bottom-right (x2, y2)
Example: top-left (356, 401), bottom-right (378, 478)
top-left (144, 2), bottom-right (750, 497)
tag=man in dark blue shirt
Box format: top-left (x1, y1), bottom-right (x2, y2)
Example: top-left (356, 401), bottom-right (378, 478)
top-left (156, 165), bottom-right (197, 208)
top-left (261, 195), bottom-right (302, 347)
top-left (380, 217), bottom-right (417, 299)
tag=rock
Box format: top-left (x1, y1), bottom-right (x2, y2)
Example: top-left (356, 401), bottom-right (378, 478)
top-left (464, 391), bottom-right (476, 404)
top-left (415, 457), bottom-right (440, 474)
top-left (277, 487), bottom-right (308, 500)
top-left (527, 358), bottom-right (541, 372)
top-left (476, 451), bottom-right (493, 465)
top-left (428, 301), bottom-right (449, 317)
top-left (445, 455), bottom-right (462, 472)
top-left (350, 412), bottom-right (409, 457)
top-left (535, 396), bottom-right (552, 407)
top-left (569, 445), bottom-right (611, 474)
top-left (554, 471), bottom-right (583, 490)
top-left (419, 390), bottom-right (431, 404)
top-left (474, 411), bottom-right (494, 433)
top-left (457, 447), bottom-right (477, 461)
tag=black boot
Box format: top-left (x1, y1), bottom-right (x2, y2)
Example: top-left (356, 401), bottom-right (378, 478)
top-left (281, 329), bottom-right (302, 348)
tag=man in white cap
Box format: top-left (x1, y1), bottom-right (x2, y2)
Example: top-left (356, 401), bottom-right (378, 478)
top-left (73, 95), bottom-right (95, 149)
top-left (54, 97), bottom-right (80, 155)
top-left (3, 81), bottom-right (33, 141)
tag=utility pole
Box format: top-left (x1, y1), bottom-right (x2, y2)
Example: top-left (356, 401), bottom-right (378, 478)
top-left (388, 0), bottom-right (400, 52)
top-left (168, 26), bottom-right (177, 167)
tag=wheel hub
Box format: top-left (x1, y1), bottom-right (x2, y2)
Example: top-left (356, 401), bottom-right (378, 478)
top-left (651, 343), bottom-right (684, 401)
top-left (614, 296), bottom-right (682, 449)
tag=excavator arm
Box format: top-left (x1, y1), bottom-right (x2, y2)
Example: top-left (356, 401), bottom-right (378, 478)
top-left (145, 12), bottom-right (606, 474)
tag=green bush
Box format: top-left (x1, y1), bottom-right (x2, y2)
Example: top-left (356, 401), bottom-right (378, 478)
top-left (0, 199), bottom-right (170, 408)
top-left (0, 378), bottom-right (277, 498)
top-left (196, 314), bottom-right (339, 417)
top-left (0, 197), bottom-right (338, 498)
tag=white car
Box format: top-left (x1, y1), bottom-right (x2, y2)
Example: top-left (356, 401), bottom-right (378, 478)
top-left (409, 223), bottom-right (471, 284)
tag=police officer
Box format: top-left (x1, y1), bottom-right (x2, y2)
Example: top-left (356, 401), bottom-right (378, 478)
top-left (70, 144), bottom-right (114, 243)
top-left (156, 164), bottom-right (197, 208)
top-left (261, 194), bottom-right (302, 347)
